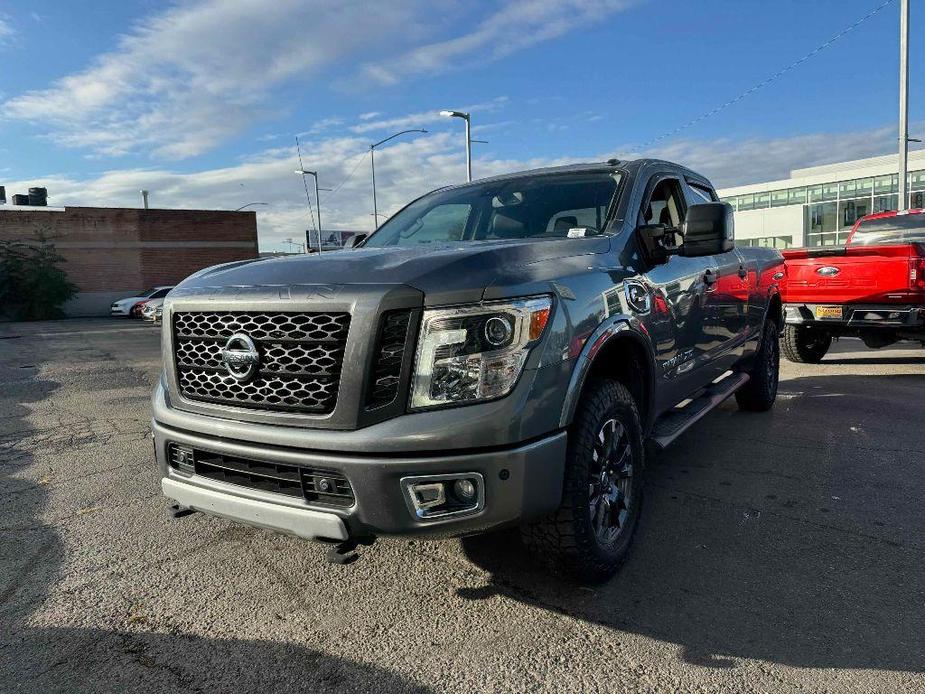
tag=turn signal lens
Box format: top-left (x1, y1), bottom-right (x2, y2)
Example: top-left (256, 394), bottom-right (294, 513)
top-left (529, 307), bottom-right (551, 341)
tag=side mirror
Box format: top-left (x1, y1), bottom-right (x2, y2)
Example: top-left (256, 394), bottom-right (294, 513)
top-left (680, 203), bottom-right (734, 257)
top-left (637, 223), bottom-right (680, 264)
top-left (344, 233), bottom-right (367, 249)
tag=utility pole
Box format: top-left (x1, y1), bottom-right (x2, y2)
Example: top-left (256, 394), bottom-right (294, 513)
top-left (898, 0), bottom-right (910, 211)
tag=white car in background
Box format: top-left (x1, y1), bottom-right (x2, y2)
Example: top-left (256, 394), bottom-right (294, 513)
top-left (141, 299), bottom-right (165, 323)
top-left (110, 286), bottom-right (173, 317)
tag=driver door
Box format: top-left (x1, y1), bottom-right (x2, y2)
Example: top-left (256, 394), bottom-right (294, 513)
top-left (637, 175), bottom-right (717, 407)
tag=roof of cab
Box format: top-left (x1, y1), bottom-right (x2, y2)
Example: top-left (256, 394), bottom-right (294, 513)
top-left (444, 158), bottom-right (709, 189)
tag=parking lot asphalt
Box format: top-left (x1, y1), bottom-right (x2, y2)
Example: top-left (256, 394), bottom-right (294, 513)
top-left (1, 318), bottom-right (923, 693)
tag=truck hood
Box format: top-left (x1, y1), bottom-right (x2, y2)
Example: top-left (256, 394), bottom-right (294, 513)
top-left (174, 238), bottom-right (610, 304)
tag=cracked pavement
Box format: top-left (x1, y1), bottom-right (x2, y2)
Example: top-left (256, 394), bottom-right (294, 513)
top-left (1, 319), bottom-right (923, 693)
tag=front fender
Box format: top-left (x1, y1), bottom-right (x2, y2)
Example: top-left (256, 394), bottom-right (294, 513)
top-left (558, 313), bottom-right (657, 430)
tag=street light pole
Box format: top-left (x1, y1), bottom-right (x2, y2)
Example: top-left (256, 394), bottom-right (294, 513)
top-left (369, 129), bottom-right (427, 230)
top-left (234, 202), bottom-right (268, 211)
top-left (440, 110), bottom-right (472, 182)
top-left (898, 0), bottom-right (910, 211)
top-left (294, 169), bottom-right (323, 253)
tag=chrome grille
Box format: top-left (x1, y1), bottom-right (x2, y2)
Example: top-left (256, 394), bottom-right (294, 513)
top-left (174, 311), bottom-right (349, 341)
top-left (173, 311), bottom-right (350, 414)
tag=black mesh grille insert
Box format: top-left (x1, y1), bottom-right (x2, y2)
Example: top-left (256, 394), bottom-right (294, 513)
top-left (167, 444), bottom-right (354, 506)
top-left (366, 310), bottom-right (412, 409)
top-left (173, 311), bottom-right (350, 414)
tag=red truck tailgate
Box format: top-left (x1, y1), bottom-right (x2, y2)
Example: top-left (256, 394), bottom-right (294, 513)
top-left (782, 244), bottom-right (921, 304)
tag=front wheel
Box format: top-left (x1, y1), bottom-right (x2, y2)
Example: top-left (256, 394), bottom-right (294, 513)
top-left (782, 324), bottom-right (831, 363)
top-left (522, 379), bottom-right (644, 583)
top-left (736, 318), bottom-right (780, 412)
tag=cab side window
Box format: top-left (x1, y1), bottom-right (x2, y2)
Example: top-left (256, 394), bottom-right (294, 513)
top-left (640, 178), bottom-right (686, 229)
top-left (687, 182), bottom-right (717, 203)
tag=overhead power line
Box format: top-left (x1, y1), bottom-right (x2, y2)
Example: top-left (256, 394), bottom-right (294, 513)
top-left (328, 149), bottom-right (371, 196)
top-left (637, 0), bottom-right (897, 150)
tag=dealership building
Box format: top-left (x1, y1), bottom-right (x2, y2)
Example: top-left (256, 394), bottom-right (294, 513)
top-left (716, 149), bottom-right (925, 249)
top-left (0, 205), bottom-right (258, 316)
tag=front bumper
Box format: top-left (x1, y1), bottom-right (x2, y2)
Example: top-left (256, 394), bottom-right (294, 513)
top-left (153, 417), bottom-right (567, 541)
top-left (784, 303), bottom-right (925, 329)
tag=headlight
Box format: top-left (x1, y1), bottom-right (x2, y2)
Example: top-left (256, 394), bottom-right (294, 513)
top-left (410, 296), bottom-right (552, 409)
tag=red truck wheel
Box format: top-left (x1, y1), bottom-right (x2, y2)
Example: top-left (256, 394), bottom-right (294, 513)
top-left (782, 325), bottom-right (831, 364)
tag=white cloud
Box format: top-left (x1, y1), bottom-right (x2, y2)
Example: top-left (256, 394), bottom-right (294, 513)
top-left (2, 0), bottom-right (431, 158)
top-left (349, 97), bottom-right (509, 135)
top-left (0, 16), bottom-right (15, 46)
top-left (9, 124), bottom-right (919, 253)
top-left (635, 123), bottom-right (925, 188)
top-left (2, 1), bottom-right (631, 160)
top-left (300, 117), bottom-right (344, 136)
top-left (357, 0), bottom-right (637, 86)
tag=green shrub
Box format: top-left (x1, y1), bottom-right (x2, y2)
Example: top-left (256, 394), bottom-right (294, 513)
top-left (0, 233), bottom-right (77, 321)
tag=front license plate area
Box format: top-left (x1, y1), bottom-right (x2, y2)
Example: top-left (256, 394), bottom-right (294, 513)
top-left (815, 305), bottom-right (843, 320)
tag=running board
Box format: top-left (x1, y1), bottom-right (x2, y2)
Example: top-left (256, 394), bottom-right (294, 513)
top-left (649, 372), bottom-right (750, 450)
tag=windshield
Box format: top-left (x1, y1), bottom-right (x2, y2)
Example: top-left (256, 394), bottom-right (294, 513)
top-left (853, 213), bottom-right (925, 245)
top-left (140, 288), bottom-right (158, 296)
top-left (363, 171), bottom-right (621, 247)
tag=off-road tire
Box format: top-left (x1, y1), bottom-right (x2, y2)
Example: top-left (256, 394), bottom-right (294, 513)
top-left (736, 318), bottom-right (780, 412)
top-left (521, 379), bottom-right (644, 584)
top-left (781, 324), bottom-right (831, 364)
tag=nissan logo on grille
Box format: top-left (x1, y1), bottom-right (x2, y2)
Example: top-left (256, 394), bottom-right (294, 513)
top-left (220, 334), bottom-right (260, 382)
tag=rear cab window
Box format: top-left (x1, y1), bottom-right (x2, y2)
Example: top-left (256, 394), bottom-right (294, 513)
top-left (852, 213), bottom-right (925, 245)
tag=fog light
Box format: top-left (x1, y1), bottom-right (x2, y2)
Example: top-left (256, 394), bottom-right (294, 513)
top-left (410, 482), bottom-right (446, 511)
top-left (453, 479), bottom-right (476, 501)
top-left (401, 473), bottom-right (484, 520)
top-left (168, 444), bottom-right (195, 473)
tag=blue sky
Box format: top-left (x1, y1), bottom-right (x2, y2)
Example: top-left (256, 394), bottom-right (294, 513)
top-left (0, 0), bottom-right (921, 250)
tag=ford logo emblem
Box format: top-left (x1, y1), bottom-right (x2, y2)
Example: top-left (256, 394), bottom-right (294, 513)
top-left (221, 333), bottom-right (260, 382)
top-left (816, 266), bottom-right (840, 276)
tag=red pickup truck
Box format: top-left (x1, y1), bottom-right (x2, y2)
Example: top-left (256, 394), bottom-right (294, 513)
top-left (780, 209), bottom-right (925, 362)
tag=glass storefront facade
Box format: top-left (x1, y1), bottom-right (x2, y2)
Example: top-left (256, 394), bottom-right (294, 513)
top-left (722, 168), bottom-right (925, 247)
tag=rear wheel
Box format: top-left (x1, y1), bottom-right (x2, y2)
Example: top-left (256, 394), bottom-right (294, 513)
top-left (522, 379), bottom-right (644, 583)
top-left (781, 325), bottom-right (831, 364)
top-left (736, 318), bottom-right (780, 411)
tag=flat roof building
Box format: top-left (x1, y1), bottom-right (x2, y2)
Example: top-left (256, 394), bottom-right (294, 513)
top-left (0, 205), bottom-right (258, 316)
top-left (716, 149), bottom-right (925, 249)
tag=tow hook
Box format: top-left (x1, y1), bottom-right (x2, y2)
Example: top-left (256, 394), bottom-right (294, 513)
top-left (324, 536), bottom-right (376, 565)
top-left (167, 501), bottom-right (196, 519)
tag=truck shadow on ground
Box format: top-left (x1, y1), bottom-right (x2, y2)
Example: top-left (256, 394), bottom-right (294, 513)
top-left (459, 372), bottom-right (925, 673)
top-left (821, 354), bottom-right (925, 366)
top-left (0, 352), bottom-right (432, 693)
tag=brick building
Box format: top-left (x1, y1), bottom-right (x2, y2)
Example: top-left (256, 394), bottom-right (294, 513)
top-left (0, 205), bottom-right (258, 316)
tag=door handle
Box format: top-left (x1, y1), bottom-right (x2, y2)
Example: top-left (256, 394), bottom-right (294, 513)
top-left (738, 264), bottom-right (747, 279)
top-left (703, 269), bottom-right (717, 286)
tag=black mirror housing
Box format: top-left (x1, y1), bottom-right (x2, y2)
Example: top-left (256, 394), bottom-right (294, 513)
top-left (681, 203), bottom-right (734, 257)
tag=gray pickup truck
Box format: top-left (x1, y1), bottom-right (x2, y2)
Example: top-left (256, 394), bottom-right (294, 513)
top-left (152, 158), bottom-right (784, 581)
